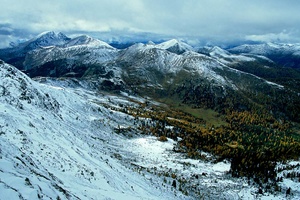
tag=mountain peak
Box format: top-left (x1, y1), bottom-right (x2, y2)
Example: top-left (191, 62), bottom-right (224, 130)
top-left (156, 39), bottom-right (194, 54)
top-left (35, 31), bottom-right (59, 38)
top-left (210, 46), bottom-right (231, 56)
top-left (31, 31), bottom-right (70, 44)
top-left (20, 31), bottom-right (71, 52)
top-left (64, 35), bottom-right (114, 49)
top-left (157, 39), bottom-right (186, 48)
top-left (160, 39), bottom-right (181, 46)
top-left (147, 41), bottom-right (155, 45)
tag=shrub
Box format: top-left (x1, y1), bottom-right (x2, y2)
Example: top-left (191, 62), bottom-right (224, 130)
top-left (158, 135), bottom-right (168, 142)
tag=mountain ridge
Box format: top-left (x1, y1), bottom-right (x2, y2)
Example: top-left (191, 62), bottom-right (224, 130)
top-left (1, 32), bottom-right (299, 121)
top-left (228, 42), bottom-right (300, 68)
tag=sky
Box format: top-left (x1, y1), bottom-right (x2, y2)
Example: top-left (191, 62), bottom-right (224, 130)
top-left (1, 0), bottom-right (300, 47)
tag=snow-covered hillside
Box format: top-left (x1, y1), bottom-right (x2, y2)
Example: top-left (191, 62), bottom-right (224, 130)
top-left (117, 43), bottom-right (230, 86)
top-left (0, 61), bottom-right (181, 200)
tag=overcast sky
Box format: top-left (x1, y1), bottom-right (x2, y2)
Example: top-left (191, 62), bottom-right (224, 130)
top-left (1, 0), bottom-right (300, 47)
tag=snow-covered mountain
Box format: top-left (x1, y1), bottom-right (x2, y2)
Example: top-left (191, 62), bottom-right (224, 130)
top-left (116, 43), bottom-right (228, 86)
top-left (114, 41), bottom-right (286, 96)
top-left (0, 32), bottom-right (71, 69)
top-left (0, 32), bottom-right (289, 104)
top-left (23, 35), bottom-right (118, 74)
top-left (199, 46), bottom-right (255, 64)
top-left (228, 42), bottom-right (300, 55)
top-left (0, 32), bottom-right (295, 96)
top-left (228, 43), bottom-right (300, 68)
top-left (155, 39), bottom-right (194, 54)
top-left (28, 31), bottom-right (70, 48)
top-left (63, 35), bottom-right (115, 49)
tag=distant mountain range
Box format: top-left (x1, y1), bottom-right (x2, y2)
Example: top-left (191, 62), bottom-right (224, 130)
top-left (1, 31), bottom-right (300, 121)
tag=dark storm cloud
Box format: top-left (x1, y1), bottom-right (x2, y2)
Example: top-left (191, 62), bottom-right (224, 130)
top-left (1, 0), bottom-right (300, 47)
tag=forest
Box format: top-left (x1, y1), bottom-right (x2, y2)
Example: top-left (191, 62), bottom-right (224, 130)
top-left (105, 84), bottom-right (300, 192)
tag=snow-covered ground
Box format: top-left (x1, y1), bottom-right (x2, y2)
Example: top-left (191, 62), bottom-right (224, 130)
top-left (0, 62), bottom-right (179, 200)
top-left (0, 62), bottom-right (299, 199)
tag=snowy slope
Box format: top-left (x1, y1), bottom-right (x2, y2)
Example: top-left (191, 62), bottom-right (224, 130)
top-left (118, 43), bottom-right (227, 84)
top-left (0, 61), bottom-right (181, 200)
top-left (118, 43), bottom-right (285, 90)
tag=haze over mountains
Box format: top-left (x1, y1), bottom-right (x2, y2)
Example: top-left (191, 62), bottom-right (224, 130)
top-left (1, 31), bottom-right (300, 199)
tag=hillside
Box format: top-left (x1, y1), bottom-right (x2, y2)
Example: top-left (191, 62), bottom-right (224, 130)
top-left (0, 60), bottom-right (187, 199)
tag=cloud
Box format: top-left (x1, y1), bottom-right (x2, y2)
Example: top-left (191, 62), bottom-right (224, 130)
top-left (0, 0), bottom-right (300, 46)
top-left (245, 31), bottom-right (300, 43)
top-left (0, 26), bottom-right (14, 35)
top-left (0, 23), bottom-right (34, 48)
